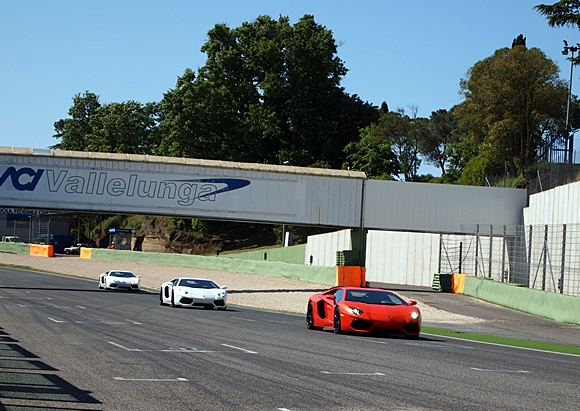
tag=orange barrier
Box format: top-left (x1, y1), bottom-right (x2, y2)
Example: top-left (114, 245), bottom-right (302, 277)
top-left (452, 274), bottom-right (467, 294)
top-left (29, 244), bottom-right (54, 257)
top-left (336, 266), bottom-right (366, 287)
top-left (80, 247), bottom-right (92, 259)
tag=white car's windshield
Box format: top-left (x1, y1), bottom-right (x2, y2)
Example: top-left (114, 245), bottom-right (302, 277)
top-left (110, 271), bottom-right (136, 278)
top-left (178, 279), bottom-right (218, 289)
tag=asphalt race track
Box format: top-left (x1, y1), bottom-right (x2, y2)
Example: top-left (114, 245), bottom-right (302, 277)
top-left (1, 266), bottom-right (580, 411)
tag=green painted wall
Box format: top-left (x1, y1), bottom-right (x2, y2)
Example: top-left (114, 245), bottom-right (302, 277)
top-left (0, 243), bottom-right (30, 255)
top-left (91, 248), bottom-right (336, 285)
top-left (220, 244), bottom-right (306, 264)
top-left (463, 276), bottom-right (580, 326)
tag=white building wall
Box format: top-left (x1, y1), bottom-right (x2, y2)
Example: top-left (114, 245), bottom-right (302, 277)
top-left (364, 179), bottom-right (528, 232)
top-left (304, 229), bottom-right (353, 266)
top-left (365, 230), bottom-right (440, 287)
top-left (524, 180), bottom-right (580, 226)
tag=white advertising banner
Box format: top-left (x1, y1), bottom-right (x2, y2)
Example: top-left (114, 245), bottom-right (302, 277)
top-left (0, 149), bottom-right (365, 227)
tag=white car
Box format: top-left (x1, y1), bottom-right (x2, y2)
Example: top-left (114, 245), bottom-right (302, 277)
top-left (160, 277), bottom-right (227, 310)
top-left (64, 243), bottom-right (90, 255)
top-left (99, 270), bottom-right (141, 291)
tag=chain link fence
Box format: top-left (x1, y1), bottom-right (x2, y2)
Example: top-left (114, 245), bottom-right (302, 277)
top-left (0, 210), bottom-right (70, 245)
top-left (485, 156), bottom-right (580, 194)
top-left (439, 224), bottom-right (580, 297)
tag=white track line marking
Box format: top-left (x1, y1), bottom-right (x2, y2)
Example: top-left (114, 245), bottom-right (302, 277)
top-left (471, 367), bottom-right (530, 373)
top-left (231, 316), bottom-right (256, 322)
top-left (109, 342), bottom-right (138, 351)
top-left (108, 342), bottom-right (217, 353)
top-left (321, 371), bottom-right (386, 376)
top-left (114, 377), bottom-right (188, 381)
top-left (221, 344), bottom-right (257, 354)
top-left (47, 318), bottom-right (140, 325)
top-left (162, 348), bottom-right (217, 353)
top-left (75, 321), bottom-right (128, 324)
top-left (108, 341), bottom-right (256, 354)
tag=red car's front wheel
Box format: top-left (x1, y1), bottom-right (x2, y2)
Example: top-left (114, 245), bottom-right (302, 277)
top-left (306, 302), bottom-right (321, 330)
top-left (333, 308), bottom-right (342, 334)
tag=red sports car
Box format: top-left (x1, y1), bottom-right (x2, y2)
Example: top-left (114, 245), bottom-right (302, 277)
top-left (306, 287), bottom-right (421, 339)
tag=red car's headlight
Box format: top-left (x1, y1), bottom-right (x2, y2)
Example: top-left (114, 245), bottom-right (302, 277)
top-left (346, 307), bottom-right (364, 316)
top-left (410, 310), bottom-right (420, 320)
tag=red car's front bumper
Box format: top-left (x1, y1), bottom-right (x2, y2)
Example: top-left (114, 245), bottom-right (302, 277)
top-left (342, 311), bottom-right (421, 337)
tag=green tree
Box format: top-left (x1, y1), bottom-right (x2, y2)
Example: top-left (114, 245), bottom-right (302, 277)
top-left (383, 107), bottom-right (421, 181)
top-left (343, 125), bottom-right (400, 179)
top-left (512, 34), bottom-right (527, 48)
top-left (53, 92), bottom-right (160, 154)
top-left (535, 1), bottom-right (580, 30)
top-left (454, 44), bottom-right (567, 177)
top-left (442, 136), bottom-right (479, 183)
top-left (158, 14), bottom-right (378, 167)
top-left (85, 101), bottom-right (160, 154)
top-left (343, 107), bottom-right (426, 181)
top-left (416, 108), bottom-right (458, 175)
top-left (53, 92), bottom-right (101, 151)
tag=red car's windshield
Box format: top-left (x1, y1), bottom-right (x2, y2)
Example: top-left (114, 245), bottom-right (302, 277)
top-left (345, 290), bottom-right (406, 305)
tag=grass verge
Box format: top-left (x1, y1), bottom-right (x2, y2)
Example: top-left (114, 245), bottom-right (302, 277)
top-left (422, 326), bottom-right (580, 355)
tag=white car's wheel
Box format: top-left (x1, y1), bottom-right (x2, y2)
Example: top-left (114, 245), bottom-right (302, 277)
top-left (159, 289), bottom-right (165, 305)
top-left (170, 291), bottom-right (177, 307)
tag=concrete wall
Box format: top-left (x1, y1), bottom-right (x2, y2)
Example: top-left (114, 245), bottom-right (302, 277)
top-left (221, 244), bottom-right (306, 265)
top-left (0, 242), bottom-right (30, 254)
top-left (88, 248), bottom-right (336, 285)
top-left (463, 276), bottom-right (580, 325)
top-left (365, 231), bottom-right (440, 287)
top-left (304, 229), bottom-right (356, 266)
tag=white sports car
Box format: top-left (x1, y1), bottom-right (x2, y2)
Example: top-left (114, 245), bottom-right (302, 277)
top-left (98, 270), bottom-right (141, 291)
top-left (160, 277), bottom-right (227, 310)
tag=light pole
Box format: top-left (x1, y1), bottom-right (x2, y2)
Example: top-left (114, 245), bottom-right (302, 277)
top-left (562, 40), bottom-right (579, 163)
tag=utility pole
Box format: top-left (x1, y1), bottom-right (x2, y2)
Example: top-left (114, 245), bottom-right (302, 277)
top-left (562, 40), bottom-right (579, 163)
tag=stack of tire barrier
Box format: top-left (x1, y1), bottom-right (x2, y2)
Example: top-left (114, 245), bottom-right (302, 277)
top-left (432, 273), bottom-right (453, 292)
top-left (336, 250), bottom-right (360, 266)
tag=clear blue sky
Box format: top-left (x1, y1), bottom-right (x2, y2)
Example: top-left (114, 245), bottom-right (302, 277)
top-left (1, 0), bottom-right (579, 175)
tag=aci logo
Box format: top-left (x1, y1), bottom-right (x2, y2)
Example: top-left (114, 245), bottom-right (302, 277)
top-left (0, 167), bottom-right (251, 207)
top-left (0, 167), bottom-right (45, 191)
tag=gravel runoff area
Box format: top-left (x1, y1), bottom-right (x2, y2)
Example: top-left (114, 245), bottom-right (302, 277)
top-left (0, 253), bottom-right (485, 325)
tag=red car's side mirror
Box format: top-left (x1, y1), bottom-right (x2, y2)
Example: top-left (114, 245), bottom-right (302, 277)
top-left (408, 300), bottom-right (417, 306)
top-left (327, 294), bottom-right (336, 301)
